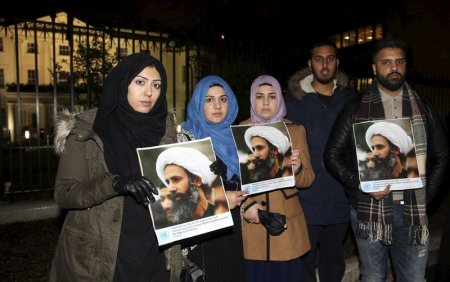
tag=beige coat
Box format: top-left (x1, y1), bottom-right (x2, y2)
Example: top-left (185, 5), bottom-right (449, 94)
top-left (240, 118), bottom-right (314, 261)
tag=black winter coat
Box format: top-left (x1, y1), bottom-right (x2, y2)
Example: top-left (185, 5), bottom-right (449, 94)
top-left (324, 97), bottom-right (449, 208)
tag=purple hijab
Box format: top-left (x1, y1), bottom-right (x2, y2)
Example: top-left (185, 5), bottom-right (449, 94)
top-left (250, 75), bottom-right (286, 123)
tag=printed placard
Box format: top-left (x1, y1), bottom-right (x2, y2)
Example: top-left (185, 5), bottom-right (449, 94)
top-left (137, 138), bottom-right (233, 245)
top-left (352, 118), bottom-right (423, 193)
top-left (230, 121), bottom-right (295, 194)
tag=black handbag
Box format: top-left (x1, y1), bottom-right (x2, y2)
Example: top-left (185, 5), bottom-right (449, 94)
top-left (258, 209), bottom-right (287, 236)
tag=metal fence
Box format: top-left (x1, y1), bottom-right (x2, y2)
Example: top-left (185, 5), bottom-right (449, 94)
top-left (411, 71), bottom-right (450, 119)
top-left (2, 145), bottom-right (57, 201)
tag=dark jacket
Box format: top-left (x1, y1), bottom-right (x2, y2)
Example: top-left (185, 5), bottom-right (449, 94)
top-left (324, 95), bottom-right (449, 208)
top-left (49, 108), bottom-right (178, 282)
top-left (284, 68), bottom-right (356, 225)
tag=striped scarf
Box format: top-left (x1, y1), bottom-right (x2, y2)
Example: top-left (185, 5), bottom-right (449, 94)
top-left (355, 80), bottom-right (428, 245)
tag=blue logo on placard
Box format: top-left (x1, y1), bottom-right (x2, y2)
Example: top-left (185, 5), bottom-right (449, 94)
top-left (160, 230), bottom-right (170, 241)
top-left (362, 182), bottom-right (372, 191)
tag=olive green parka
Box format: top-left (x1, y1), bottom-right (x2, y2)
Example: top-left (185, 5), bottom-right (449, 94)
top-left (49, 108), bottom-right (178, 281)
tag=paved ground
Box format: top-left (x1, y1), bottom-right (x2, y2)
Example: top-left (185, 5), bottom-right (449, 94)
top-left (0, 216), bottom-right (357, 281)
top-left (0, 217), bottom-right (442, 282)
top-left (0, 190), bottom-right (448, 281)
top-left (0, 218), bottom-right (60, 281)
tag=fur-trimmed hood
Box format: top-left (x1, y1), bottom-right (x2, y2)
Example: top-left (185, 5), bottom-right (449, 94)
top-left (287, 67), bottom-right (349, 100)
top-left (53, 109), bottom-right (98, 156)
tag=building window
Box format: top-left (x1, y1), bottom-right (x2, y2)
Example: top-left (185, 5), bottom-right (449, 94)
top-left (116, 47), bottom-right (128, 59)
top-left (0, 38), bottom-right (4, 52)
top-left (374, 23), bottom-right (383, 40)
top-left (59, 45), bottom-right (70, 56)
top-left (355, 77), bottom-right (373, 94)
top-left (331, 23), bottom-right (383, 49)
top-left (28, 69), bottom-right (36, 85)
top-left (342, 30), bottom-right (357, 48)
top-left (330, 34), bottom-right (342, 49)
top-left (27, 43), bottom-right (37, 53)
top-left (357, 26), bottom-right (373, 44)
top-left (0, 69), bottom-right (4, 88)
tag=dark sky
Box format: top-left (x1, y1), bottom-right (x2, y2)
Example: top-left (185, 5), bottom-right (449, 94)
top-left (1, 0), bottom-right (393, 84)
top-left (1, 0), bottom-right (387, 45)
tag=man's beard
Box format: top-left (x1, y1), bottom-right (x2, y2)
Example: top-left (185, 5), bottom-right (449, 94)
top-left (311, 67), bottom-right (336, 85)
top-left (249, 153), bottom-right (276, 182)
top-left (373, 151), bottom-right (397, 180)
top-left (376, 72), bottom-right (405, 91)
top-left (171, 183), bottom-right (200, 224)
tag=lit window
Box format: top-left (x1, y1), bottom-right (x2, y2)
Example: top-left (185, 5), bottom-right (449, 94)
top-left (28, 69), bottom-right (36, 85)
top-left (0, 69), bottom-right (4, 88)
top-left (356, 77), bottom-right (373, 94)
top-left (342, 31), bottom-right (356, 47)
top-left (116, 47), bottom-right (128, 59)
top-left (330, 23), bottom-right (383, 49)
top-left (374, 24), bottom-right (383, 40)
top-left (330, 34), bottom-right (342, 49)
top-left (357, 26), bottom-right (374, 44)
top-left (27, 43), bottom-right (37, 53)
top-left (59, 45), bottom-right (70, 56)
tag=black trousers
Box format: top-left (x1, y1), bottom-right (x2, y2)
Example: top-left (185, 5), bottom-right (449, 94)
top-left (300, 223), bottom-right (349, 282)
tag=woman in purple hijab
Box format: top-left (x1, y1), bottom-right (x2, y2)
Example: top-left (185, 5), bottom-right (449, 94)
top-left (240, 75), bottom-right (315, 282)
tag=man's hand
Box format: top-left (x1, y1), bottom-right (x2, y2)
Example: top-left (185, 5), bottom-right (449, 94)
top-left (369, 185), bottom-right (391, 201)
top-left (112, 175), bottom-right (158, 205)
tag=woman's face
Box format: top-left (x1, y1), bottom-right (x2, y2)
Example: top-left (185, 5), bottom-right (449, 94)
top-left (254, 84), bottom-right (278, 119)
top-left (203, 85), bottom-right (228, 123)
top-left (127, 66), bottom-right (162, 113)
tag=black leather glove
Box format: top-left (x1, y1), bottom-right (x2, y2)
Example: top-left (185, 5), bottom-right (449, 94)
top-left (222, 180), bottom-right (239, 190)
top-left (210, 159), bottom-right (227, 179)
top-left (112, 175), bottom-right (158, 205)
top-left (258, 209), bottom-right (287, 236)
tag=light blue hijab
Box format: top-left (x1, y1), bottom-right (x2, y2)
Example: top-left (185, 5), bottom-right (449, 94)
top-left (182, 75), bottom-right (239, 180)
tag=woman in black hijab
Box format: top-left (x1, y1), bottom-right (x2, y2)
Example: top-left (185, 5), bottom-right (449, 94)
top-left (50, 53), bottom-right (178, 281)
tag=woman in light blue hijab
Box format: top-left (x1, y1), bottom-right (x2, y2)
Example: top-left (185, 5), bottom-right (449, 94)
top-left (179, 75), bottom-right (247, 282)
top-left (183, 75), bottom-right (240, 179)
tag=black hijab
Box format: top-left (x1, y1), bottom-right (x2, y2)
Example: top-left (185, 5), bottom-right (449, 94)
top-left (94, 53), bottom-right (170, 281)
top-left (93, 53), bottom-right (168, 176)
